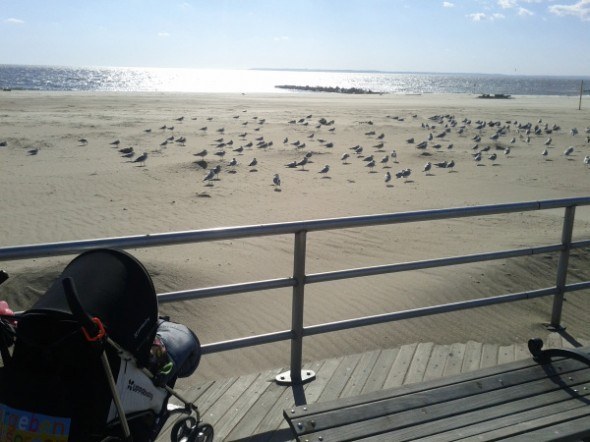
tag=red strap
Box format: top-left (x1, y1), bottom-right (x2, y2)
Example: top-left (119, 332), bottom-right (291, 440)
top-left (82, 317), bottom-right (106, 342)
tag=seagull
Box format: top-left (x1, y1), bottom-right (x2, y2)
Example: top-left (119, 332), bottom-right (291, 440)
top-left (423, 162), bottom-right (432, 174)
top-left (380, 155), bottom-right (389, 166)
top-left (318, 165), bottom-right (330, 175)
top-left (545, 137), bottom-right (552, 146)
top-left (564, 146), bottom-right (574, 156)
top-left (133, 152), bottom-right (148, 166)
top-left (119, 147), bottom-right (134, 154)
top-left (228, 157), bottom-right (238, 168)
top-left (542, 149), bottom-right (548, 159)
top-left (384, 171), bottom-right (392, 185)
top-left (248, 158), bottom-right (258, 167)
top-left (27, 148), bottom-right (39, 155)
top-left (273, 173), bottom-right (281, 189)
top-left (488, 153), bottom-right (497, 161)
top-left (504, 147), bottom-right (511, 157)
top-left (193, 149), bottom-right (208, 157)
top-left (296, 157), bottom-right (308, 170)
top-left (363, 155), bottom-right (374, 163)
top-left (110, 139), bottom-right (120, 147)
top-left (391, 150), bottom-right (398, 163)
top-left (583, 155), bottom-right (590, 165)
top-left (366, 160), bottom-right (376, 172)
top-left (446, 160), bottom-right (455, 171)
top-left (341, 153), bottom-right (350, 163)
top-left (203, 169), bottom-right (216, 183)
top-left (401, 168), bottom-right (412, 182)
top-left (285, 160), bottom-right (297, 168)
top-left (78, 138), bottom-right (88, 145)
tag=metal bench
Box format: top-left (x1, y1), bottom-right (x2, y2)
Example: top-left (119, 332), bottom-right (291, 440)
top-left (284, 340), bottom-right (590, 441)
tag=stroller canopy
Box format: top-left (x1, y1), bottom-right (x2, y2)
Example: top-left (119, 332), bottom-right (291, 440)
top-left (30, 248), bottom-right (158, 362)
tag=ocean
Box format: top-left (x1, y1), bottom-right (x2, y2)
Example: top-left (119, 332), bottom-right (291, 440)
top-left (0, 64), bottom-right (588, 96)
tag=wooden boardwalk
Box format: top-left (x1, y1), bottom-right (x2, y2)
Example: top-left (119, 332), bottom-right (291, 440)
top-left (156, 334), bottom-right (589, 442)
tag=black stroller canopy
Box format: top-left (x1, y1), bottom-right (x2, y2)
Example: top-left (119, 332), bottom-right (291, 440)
top-left (31, 248), bottom-right (158, 361)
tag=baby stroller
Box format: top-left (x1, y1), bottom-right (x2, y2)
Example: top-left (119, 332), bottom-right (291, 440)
top-left (0, 248), bottom-right (213, 441)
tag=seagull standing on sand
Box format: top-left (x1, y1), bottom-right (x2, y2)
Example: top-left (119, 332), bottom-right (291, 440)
top-left (423, 162), bottom-right (432, 174)
top-left (384, 171), bottom-right (392, 185)
top-left (133, 152), bottom-right (148, 166)
top-left (318, 165), bottom-right (330, 175)
top-left (248, 158), bottom-right (257, 167)
top-left (542, 149), bottom-right (548, 159)
top-left (564, 146), bottom-right (575, 156)
top-left (341, 153), bottom-right (350, 163)
top-left (273, 173), bottom-right (281, 189)
top-left (203, 169), bottom-right (216, 184)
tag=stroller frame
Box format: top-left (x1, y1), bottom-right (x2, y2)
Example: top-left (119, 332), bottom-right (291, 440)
top-left (0, 254), bottom-right (213, 442)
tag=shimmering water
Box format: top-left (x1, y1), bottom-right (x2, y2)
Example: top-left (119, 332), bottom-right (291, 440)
top-left (0, 64), bottom-right (587, 96)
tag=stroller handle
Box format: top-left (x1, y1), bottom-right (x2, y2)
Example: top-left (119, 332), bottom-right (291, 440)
top-left (62, 277), bottom-right (101, 339)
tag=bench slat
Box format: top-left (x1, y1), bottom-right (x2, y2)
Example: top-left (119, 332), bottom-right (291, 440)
top-left (284, 347), bottom-right (590, 442)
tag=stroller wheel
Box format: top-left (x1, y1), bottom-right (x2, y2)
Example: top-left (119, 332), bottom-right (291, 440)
top-left (171, 416), bottom-right (198, 442)
top-left (196, 423), bottom-right (214, 442)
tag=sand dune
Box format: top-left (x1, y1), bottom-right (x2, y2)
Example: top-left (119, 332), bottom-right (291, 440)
top-left (0, 91), bottom-right (589, 382)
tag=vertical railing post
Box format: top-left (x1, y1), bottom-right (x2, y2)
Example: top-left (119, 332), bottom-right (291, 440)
top-left (549, 205), bottom-right (576, 330)
top-left (276, 230), bottom-right (316, 385)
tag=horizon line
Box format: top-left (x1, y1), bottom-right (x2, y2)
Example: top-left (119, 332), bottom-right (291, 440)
top-left (0, 63), bottom-right (588, 79)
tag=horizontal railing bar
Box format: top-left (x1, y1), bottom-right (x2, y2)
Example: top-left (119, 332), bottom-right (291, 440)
top-left (306, 244), bottom-right (564, 284)
top-left (157, 277), bottom-right (295, 303)
top-left (2, 197), bottom-right (590, 261)
top-left (303, 286), bottom-right (558, 337)
top-left (571, 239), bottom-right (590, 250)
top-left (198, 279), bottom-right (590, 353)
top-left (201, 330), bottom-right (292, 354)
top-left (564, 281), bottom-right (590, 293)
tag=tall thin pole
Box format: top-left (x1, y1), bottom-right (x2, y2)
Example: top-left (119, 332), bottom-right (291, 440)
top-left (580, 80), bottom-right (584, 111)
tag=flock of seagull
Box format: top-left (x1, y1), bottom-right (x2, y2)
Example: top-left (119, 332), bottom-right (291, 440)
top-left (5, 110), bottom-right (589, 194)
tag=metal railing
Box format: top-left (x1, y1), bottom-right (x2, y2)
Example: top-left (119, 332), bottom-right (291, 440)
top-left (1, 197), bottom-right (590, 384)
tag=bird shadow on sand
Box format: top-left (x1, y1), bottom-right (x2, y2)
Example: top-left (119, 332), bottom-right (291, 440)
top-left (369, 170), bottom-right (378, 174)
top-left (491, 163), bottom-right (502, 166)
top-left (386, 184), bottom-right (394, 188)
top-left (320, 176), bottom-right (332, 179)
top-left (274, 188), bottom-right (282, 192)
top-left (297, 169), bottom-right (310, 172)
top-left (249, 168), bottom-right (258, 172)
top-left (404, 180), bottom-right (415, 184)
top-left (196, 192), bottom-right (211, 198)
top-left (228, 170), bottom-right (238, 174)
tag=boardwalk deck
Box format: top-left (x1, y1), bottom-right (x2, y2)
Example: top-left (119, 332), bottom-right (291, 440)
top-left (155, 335), bottom-right (589, 441)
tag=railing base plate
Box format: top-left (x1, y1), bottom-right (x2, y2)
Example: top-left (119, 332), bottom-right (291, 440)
top-left (544, 323), bottom-right (566, 332)
top-left (275, 370), bottom-right (316, 386)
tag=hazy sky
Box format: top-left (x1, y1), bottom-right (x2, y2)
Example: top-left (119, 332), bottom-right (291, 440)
top-left (1, 0), bottom-right (589, 75)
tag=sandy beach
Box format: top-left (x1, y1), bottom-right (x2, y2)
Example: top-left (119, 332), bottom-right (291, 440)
top-left (1, 91), bottom-right (589, 384)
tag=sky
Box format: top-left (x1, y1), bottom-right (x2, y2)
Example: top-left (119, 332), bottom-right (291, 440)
top-left (1, 0), bottom-right (589, 76)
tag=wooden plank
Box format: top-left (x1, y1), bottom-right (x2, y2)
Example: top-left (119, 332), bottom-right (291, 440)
top-left (158, 377), bottom-right (237, 441)
top-left (405, 342), bottom-right (434, 385)
top-left (466, 398), bottom-right (590, 441)
top-left (442, 342), bottom-right (466, 377)
top-left (300, 367), bottom-right (590, 442)
top-left (480, 343), bottom-right (498, 369)
top-left (340, 350), bottom-right (381, 398)
top-left (213, 368), bottom-right (283, 441)
top-left (499, 413), bottom-right (590, 441)
top-left (288, 358), bottom-right (590, 439)
top-left (514, 342), bottom-right (529, 361)
top-left (382, 343), bottom-right (417, 388)
top-left (498, 344), bottom-right (515, 365)
top-left (288, 350), bottom-right (547, 421)
top-left (263, 360), bottom-right (328, 439)
top-left (201, 372), bottom-right (260, 427)
top-left (424, 345), bottom-right (450, 381)
top-left (461, 341), bottom-right (482, 373)
top-left (317, 353), bottom-right (363, 403)
top-left (360, 349), bottom-right (399, 395)
top-left (363, 379), bottom-right (590, 442)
